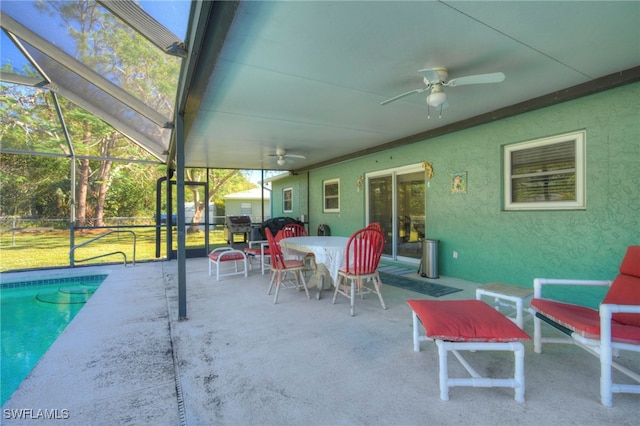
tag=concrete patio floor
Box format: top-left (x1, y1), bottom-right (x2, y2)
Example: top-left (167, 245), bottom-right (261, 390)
top-left (2, 259), bottom-right (638, 425)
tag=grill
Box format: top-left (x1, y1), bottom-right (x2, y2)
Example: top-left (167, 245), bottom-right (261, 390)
top-left (225, 216), bottom-right (252, 245)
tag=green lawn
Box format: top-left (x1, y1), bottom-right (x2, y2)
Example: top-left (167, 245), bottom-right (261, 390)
top-left (0, 227), bottom-right (229, 272)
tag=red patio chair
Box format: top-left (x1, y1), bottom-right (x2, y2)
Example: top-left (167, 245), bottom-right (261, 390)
top-left (244, 230), bottom-right (284, 275)
top-left (265, 228), bottom-right (310, 304)
top-left (280, 223), bottom-right (307, 238)
top-left (366, 222), bottom-right (382, 232)
top-left (531, 245), bottom-right (640, 407)
top-left (280, 223), bottom-right (316, 272)
top-left (332, 227), bottom-right (386, 316)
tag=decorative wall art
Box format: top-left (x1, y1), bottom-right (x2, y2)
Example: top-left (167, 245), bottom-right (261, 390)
top-left (451, 171), bottom-right (467, 194)
top-left (422, 161), bottom-right (435, 187)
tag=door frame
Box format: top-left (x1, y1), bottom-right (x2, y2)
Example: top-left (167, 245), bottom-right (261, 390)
top-left (365, 163), bottom-right (425, 264)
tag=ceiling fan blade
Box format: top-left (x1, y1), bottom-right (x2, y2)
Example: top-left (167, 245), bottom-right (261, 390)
top-left (445, 72), bottom-right (505, 87)
top-left (286, 154), bottom-right (306, 159)
top-left (380, 88), bottom-right (426, 105)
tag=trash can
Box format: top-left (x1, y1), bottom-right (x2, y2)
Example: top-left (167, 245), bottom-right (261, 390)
top-left (421, 239), bottom-right (439, 279)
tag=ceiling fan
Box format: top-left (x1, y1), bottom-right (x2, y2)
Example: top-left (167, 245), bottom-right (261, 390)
top-left (266, 148), bottom-right (306, 166)
top-left (380, 67), bottom-right (505, 117)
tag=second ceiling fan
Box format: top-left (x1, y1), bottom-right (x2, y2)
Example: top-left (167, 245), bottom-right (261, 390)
top-left (266, 148), bottom-right (306, 166)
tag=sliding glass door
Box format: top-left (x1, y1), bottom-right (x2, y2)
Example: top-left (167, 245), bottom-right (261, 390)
top-left (368, 175), bottom-right (393, 256)
top-left (367, 164), bottom-right (425, 263)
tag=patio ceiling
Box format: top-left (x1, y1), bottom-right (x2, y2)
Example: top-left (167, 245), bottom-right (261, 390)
top-left (181, 1), bottom-right (640, 172)
top-left (2, 1), bottom-right (639, 171)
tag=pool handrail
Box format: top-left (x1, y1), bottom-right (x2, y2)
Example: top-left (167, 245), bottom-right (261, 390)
top-left (70, 230), bottom-right (136, 267)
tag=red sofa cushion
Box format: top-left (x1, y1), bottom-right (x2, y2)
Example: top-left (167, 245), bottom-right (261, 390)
top-left (602, 246), bottom-right (640, 327)
top-left (619, 245), bottom-right (640, 278)
top-left (531, 299), bottom-right (640, 344)
top-left (602, 274), bottom-right (640, 327)
top-left (407, 299), bottom-right (530, 342)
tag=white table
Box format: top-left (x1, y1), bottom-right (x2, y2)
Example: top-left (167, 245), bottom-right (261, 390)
top-left (476, 282), bottom-right (534, 329)
top-left (280, 236), bottom-right (349, 299)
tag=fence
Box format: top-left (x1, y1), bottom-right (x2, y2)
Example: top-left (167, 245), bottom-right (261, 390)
top-left (0, 216), bottom-right (239, 272)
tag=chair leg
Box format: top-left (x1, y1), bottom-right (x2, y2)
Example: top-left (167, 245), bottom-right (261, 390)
top-left (273, 271), bottom-right (282, 304)
top-left (297, 270), bottom-right (310, 299)
top-left (350, 278), bottom-right (356, 316)
top-left (333, 275), bottom-right (356, 315)
top-left (372, 275), bottom-right (386, 310)
top-left (268, 270), bottom-right (276, 295)
top-left (208, 259), bottom-right (219, 279)
top-left (600, 331), bottom-right (614, 407)
top-left (533, 315), bottom-right (542, 353)
top-left (332, 275), bottom-right (343, 304)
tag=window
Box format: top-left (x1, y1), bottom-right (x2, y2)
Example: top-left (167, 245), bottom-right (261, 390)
top-left (504, 130), bottom-right (585, 210)
top-left (323, 178), bottom-right (340, 213)
top-left (240, 203), bottom-right (252, 216)
top-left (283, 187), bottom-right (293, 213)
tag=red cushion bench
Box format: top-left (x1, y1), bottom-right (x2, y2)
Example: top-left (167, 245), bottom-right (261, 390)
top-left (407, 299), bottom-right (530, 402)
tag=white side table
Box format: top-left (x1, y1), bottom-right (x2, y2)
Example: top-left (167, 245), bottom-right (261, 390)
top-left (476, 282), bottom-right (533, 329)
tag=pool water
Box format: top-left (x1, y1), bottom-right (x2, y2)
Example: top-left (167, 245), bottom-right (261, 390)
top-left (0, 275), bottom-right (106, 405)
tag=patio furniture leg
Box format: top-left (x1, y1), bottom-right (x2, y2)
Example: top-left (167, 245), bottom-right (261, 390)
top-left (316, 273), bottom-right (324, 300)
top-left (515, 343), bottom-right (526, 403)
top-left (600, 307), bottom-right (613, 407)
top-left (436, 340), bottom-right (526, 403)
top-left (533, 314), bottom-right (542, 353)
top-left (273, 271), bottom-right (282, 304)
top-left (268, 270), bottom-right (276, 295)
top-left (373, 275), bottom-right (386, 310)
top-left (412, 311), bottom-right (421, 352)
top-left (350, 279), bottom-right (356, 316)
top-left (332, 275), bottom-right (343, 305)
top-left (437, 340), bottom-right (450, 401)
top-left (296, 270), bottom-right (311, 300)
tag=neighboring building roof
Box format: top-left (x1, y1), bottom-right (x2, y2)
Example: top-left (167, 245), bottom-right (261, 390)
top-left (224, 187), bottom-right (270, 200)
top-left (263, 172), bottom-right (291, 184)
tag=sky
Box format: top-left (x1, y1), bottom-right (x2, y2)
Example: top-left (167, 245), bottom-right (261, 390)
top-left (1, 0), bottom-right (191, 75)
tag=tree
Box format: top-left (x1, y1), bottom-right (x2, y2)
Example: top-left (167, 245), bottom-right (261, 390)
top-left (34, 0), bottom-right (180, 225)
top-left (2, 2), bottom-right (268, 227)
top-left (184, 168), bottom-right (255, 233)
top-left (0, 82), bottom-right (72, 219)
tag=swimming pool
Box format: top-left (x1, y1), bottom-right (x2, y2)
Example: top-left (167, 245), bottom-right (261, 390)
top-left (0, 274), bottom-right (107, 405)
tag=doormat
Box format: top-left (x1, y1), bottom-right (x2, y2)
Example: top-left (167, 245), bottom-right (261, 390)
top-left (378, 271), bottom-right (462, 298)
top-left (377, 265), bottom-right (417, 276)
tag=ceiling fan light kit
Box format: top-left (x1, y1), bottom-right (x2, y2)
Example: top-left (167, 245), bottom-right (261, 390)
top-left (426, 84), bottom-right (446, 107)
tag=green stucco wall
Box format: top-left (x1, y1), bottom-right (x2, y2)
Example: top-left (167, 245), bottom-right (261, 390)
top-left (270, 177), bottom-right (309, 222)
top-left (273, 83), bottom-right (639, 302)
